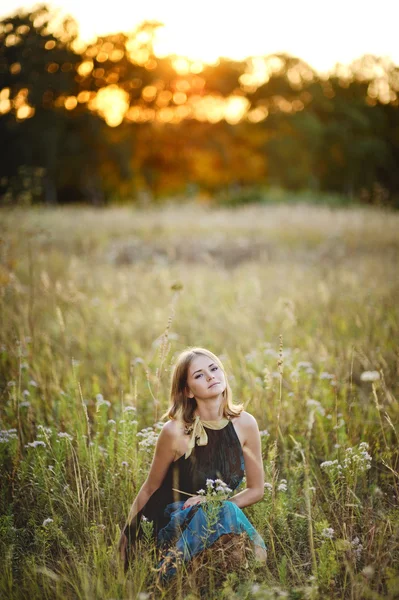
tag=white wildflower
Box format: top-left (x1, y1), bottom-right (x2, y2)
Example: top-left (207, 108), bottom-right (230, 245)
top-left (362, 566), bottom-right (374, 578)
top-left (57, 432), bottom-right (73, 441)
top-left (29, 379), bottom-right (38, 387)
top-left (132, 357), bottom-right (144, 365)
top-left (108, 419), bottom-right (116, 425)
top-left (138, 429), bottom-right (159, 449)
top-left (121, 461), bottom-right (129, 467)
top-left (360, 371), bottom-right (380, 382)
top-left (42, 518), bottom-right (53, 526)
top-left (320, 459), bottom-right (340, 470)
top-left (320, 372), bottom-right (335, 380)
top-left (124, 406), bottom-right (136, 412)
top-left (277, 479), bottom-right (287, 492)
top-left (351, 537), bottom-right (363, 560)
top-left (306, 399), bottom-right (325, 416)
top-left (297, 361), bottom-right (312, 369)
top-left (264, 482), bottom-right (273, 492)
top-left (20, 401), bottom-right (31, 408)
top-left (96, 394), bottom-right (111, 408)
top-left (260, 429), bottom-right (270, 437)
top-left (197, 489), bottom-right (205, 495)
top-left (37, 425), bottom-right (52, 435)
top-left (27, 440), bottom-right (46, 448)
top-left (321, 527), bottom-right (335, 539)
top-left (0, 429), bottom-right (18, 443)
top-left (342, 444), bottom-right (372, 472)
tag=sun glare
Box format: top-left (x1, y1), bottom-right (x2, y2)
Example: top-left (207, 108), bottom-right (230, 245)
top-left (89, 85), bottom-right (130, 127)
top-left (1, 0), bottom-right (398, 126)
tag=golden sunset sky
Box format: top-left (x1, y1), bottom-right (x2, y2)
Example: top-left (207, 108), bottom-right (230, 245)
top-left (1, 0), bottom-right (398, 72)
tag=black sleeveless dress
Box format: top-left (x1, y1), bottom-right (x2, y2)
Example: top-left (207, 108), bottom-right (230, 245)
top-left (124, 420), bottom-right (266, 577)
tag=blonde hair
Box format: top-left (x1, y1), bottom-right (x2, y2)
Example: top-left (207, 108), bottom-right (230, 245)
top-left (166, 347), bottom-right (243, 424)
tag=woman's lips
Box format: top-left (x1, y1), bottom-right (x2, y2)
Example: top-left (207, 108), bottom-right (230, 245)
top-left (208, 382), bottom-right (220, 388)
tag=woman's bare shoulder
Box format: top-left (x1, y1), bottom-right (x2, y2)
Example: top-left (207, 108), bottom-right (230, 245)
top-left (232, 410), bottom-right (259, 427)
top-left (231, 411), bottom-right (260, 443)
top-left (160, 419), bottom-right (187, 440)
top-left (160, 419), bottom-right (189, 458)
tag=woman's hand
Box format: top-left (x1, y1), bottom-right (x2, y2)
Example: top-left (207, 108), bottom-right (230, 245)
top-left (182, 495), bottom-right (206, 509)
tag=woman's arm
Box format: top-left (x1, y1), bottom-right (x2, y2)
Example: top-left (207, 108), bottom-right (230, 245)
top-left (229, 412), bottom-right (264, 508)
top-left (118, 420), bottom-right (177, 556)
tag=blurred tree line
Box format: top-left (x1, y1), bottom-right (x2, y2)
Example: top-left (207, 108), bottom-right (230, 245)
top-left (0, 4), bottom-right (398, 206)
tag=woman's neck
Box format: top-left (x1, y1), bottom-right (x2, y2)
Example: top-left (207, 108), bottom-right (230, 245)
top-left (194, 397), bottom-right (225, 421)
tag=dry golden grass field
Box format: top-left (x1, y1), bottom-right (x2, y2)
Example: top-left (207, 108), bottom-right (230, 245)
top-left (0, 202), bottom-right (398, 599)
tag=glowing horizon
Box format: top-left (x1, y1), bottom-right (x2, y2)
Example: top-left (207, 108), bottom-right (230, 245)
top-left (1, 0), bottom-right (399, 73)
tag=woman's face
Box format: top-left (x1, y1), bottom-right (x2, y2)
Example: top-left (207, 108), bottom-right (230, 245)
top-left (185, 354), bottom-right (227, 401)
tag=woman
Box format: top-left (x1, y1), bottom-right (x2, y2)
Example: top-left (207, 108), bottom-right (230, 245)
top-left (119, 347), bottom-right (267, 579)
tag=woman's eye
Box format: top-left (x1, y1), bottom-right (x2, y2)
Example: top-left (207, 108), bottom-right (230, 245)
top-left (211, 366), bottom-right (218, 371)
top-left (195, 374), bottom-right (203, 379)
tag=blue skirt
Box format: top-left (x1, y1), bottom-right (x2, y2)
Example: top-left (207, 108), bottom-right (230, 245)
top-left (156, 500), bottom-right (267, 579)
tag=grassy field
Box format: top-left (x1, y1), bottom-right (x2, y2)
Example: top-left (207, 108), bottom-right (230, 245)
top-left (0, 202), bottom-right (398, 599)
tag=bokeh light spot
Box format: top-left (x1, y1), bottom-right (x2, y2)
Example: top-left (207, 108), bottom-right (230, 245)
top-left (142, 85), bottom-right (157, 102)
top-left (10, 63), bottom-right (21, 75)
top-left (77, 60), bottom-right (94, 76)
top-left (16, 105), bottom-right (35, 120)
top-left (96, 51), bottom-right (108, 63)
top-left (173, 91), bottom-right (187, 105)
top-left (64, 96), bottom-right (78, 110)
top-left (89, 84), bottom-right (129, 126)
top-left (47, 62), bottom-right (59, 73)
top-left (77, 91), bottom-right (91, 103)
top-left (172, 57), bottom-right (190, 75)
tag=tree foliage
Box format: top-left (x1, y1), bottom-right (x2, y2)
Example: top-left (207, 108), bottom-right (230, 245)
top-left (1, 5), bottom-right (398, 205)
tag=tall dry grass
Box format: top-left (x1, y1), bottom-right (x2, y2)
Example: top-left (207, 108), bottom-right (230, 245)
top-left (0, 202), bottom-right (398, 599)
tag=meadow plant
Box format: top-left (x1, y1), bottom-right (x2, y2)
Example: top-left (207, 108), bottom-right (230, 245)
top-left (0, 204), bottom-right (398, 598)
